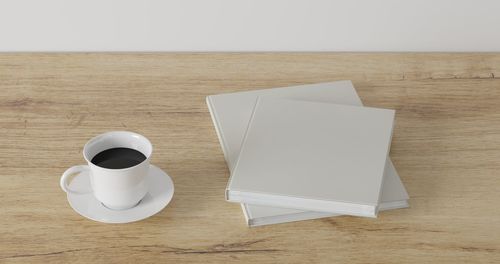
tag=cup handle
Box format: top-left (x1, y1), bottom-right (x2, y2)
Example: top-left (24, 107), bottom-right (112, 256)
top-left (60, 165), bottom-right (92, 195)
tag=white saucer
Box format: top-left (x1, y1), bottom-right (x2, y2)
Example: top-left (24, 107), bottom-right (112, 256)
top-left (66, 165), bottom-right (174, 224)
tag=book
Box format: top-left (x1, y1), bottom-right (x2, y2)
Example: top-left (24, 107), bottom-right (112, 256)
top-left (207, 81), bottom-right (409, 225)
top-left (226, 97), bottom-right (395, 217)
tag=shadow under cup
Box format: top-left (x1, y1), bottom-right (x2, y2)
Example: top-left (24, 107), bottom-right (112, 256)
top-left (83, 131), bottom-right (153, 210)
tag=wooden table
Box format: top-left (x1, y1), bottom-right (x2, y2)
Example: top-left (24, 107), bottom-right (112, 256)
top-left (1, 53), bottom-right (499, 263)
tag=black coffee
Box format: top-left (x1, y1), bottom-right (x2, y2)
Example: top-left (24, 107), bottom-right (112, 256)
top-left (91, 147), bottom-right (146, 169)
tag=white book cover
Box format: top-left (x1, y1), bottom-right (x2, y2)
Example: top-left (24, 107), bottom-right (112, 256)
top-left (226, 98), bottom-right (395, 217)
top-left (207, 81), bottom-right (408, 225)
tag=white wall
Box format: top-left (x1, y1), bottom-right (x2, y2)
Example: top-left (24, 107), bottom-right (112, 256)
top-left (0, 0), bottom-right (499, 52)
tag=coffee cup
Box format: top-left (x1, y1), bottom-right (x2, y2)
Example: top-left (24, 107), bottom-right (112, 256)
top-left (60, 131), bottom-right (152, 210)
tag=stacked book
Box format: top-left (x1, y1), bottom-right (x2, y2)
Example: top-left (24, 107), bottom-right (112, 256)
top-left (207, 81), bottom-right (409, 227)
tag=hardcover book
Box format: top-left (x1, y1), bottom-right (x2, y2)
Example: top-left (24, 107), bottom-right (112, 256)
top-left (207, 81), bottom-right (408, 225)
top-left (226, 97), bottom-right (395, 217)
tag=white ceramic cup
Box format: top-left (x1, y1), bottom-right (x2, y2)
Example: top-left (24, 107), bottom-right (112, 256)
top-left (60, 131), bottom-right (153, 210)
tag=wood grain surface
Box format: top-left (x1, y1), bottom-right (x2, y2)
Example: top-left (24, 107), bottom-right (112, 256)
top-left (0, 53), bottom-right (499, 263)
